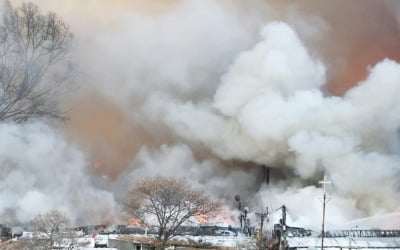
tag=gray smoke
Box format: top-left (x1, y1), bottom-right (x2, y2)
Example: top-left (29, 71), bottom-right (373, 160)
top-left (2, 0), bottom-right (400, 229)
top-left (139, 22), bottom-right (400, 228)
top-left (0, 121), bottom-right (118, 225)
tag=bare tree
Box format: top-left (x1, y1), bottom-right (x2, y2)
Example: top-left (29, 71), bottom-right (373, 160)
top-left (32, 209), bottom-right (75, 250)
top-left (125, 176), bottom-right (221, 250)
top-left (0, 1), bottom-right (73, 122)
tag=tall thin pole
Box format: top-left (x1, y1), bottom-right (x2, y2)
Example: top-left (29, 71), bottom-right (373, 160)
top-left (319, 176), bottom-right (331, 250)
top-left (321, 192), bottom-right (326, 250)
top-left (256, 207), bottom-right (269, 243)
top-left (279, 205), bottom-right (287, 250)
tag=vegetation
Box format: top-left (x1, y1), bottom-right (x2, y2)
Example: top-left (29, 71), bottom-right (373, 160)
top-left (0, 1), bottom-right (73, 122)
top-left (32, 209), bottom-right (75, 249)
top-left (125, 176), bottom-right (221, 249)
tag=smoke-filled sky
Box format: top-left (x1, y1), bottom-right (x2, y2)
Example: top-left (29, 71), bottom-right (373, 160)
top-left (2, 0), bottom-right (400, 229)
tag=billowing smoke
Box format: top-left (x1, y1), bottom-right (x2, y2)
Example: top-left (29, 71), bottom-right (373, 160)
top-left (0, 121), bottom-right (118, 225)
top-left (269, 0), bottom-right (400, 95)
top-left (142, 22), bottom-right (400, 227)
top-left (2, 0), bottom-right (400, 229)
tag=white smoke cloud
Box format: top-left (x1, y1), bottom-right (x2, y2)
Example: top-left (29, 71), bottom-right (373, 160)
top-left (214, 22), bottom-right (326, 117)
top-left (1, 0), bottom-right (269, 226)
top-left (0, 121), bottom-right (118, 225)
top-left (139, 22), bottom-right (400, 228)
top-left (3, 0), bottom-right (400, 230)
top-left (254, 185), bottom-right (361, 230)
top-left (142, 22), bottom-right (328, 164)
top-left (118, 144), bottom-right (261, 203)
top-left (81, 0), bottom-right (263, 109)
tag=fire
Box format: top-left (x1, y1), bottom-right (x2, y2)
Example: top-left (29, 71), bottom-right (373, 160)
top-left (129, 218), bottom-right (143, 227)
top-left (196, 215), bottom-right (208, 224)
top-left (196, 207), bottom-right (236, 225)
top-left (214, 206), bottom-right (237, 225)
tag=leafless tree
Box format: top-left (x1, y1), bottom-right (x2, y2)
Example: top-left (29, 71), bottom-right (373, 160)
top-left (0, 1), bottom-right (73, 122)
top-left (32, 209), bottom-right (75, 250)
top-left (125, 176), bottom-right (221, 250)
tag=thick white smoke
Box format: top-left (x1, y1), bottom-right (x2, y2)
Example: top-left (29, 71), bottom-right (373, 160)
top-left (2, 0), bottom-right (267, 225)
top-left (81, 0), bottom-right (262, 107)
top-left (0, 121), bottom-right (118, 225)
top-left (3, 0), bottom-right (400, 230)
top-left (120, 144), bottom-right (261, 200)
top-left (139, 22), bottom-right (400, 228)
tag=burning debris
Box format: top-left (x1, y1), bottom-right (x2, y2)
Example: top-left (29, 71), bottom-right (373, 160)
top-left (128, 218), bottom-right (143, 228)
top-left (196, 215), bottom-right (208, 224)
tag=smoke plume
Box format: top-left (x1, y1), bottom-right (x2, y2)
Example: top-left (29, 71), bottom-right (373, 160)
top-left (2, 0), bottom-right (400, 229)
top-left (0, 121), bottom-right (117, 225)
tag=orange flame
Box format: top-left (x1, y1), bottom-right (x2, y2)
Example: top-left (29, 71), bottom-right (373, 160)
top-left (196, 215), bottom-right (208, 224)
top-left (129, 218), bottom-right (142, 227)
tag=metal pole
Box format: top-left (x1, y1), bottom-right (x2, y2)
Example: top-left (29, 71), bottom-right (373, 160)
top-left (319, 176), bottom-right (331, 250)
top-left (256, 207), bottom-right (268, 243)
top-left (321, 192), bottom-right (326, 250)
top-left (279, 205), bottom-right (287, 250)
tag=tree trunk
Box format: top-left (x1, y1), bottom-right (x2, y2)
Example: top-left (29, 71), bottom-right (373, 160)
top-left (155, 235), bottom-right (166, 250)
top-left (160, 241), bottom-right (167, 250)
top-left (159, 235), bottom-right (169, 250)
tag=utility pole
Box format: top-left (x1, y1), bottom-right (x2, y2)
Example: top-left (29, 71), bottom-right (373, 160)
top-left (319, 176), bottom-right (331, 250)
top-left (234, 195), bottom-right (243, 228)
top-left (279, 205), bottom-right (287, 250)
top-left (234, 195), bottom-right (250, 235)
top-left (243, 206), bottom-right (250, 235)
top-left (255, 207), bottom-right (269, 244)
